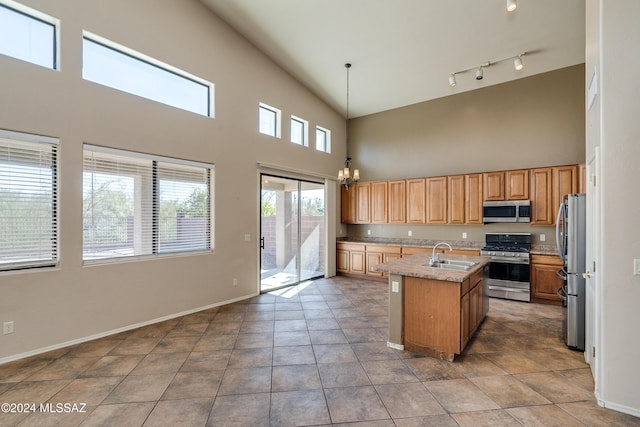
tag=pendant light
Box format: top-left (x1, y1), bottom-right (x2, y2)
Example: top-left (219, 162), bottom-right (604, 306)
top-left (338, 63), bottom-right (359, 190)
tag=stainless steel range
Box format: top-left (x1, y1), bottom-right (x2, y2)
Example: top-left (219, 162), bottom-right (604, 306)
top-left (480, 232), bottom-right (531, 302)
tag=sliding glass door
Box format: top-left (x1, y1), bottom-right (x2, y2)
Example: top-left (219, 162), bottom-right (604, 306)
top-left (260, 174), bottom-right (324, 292)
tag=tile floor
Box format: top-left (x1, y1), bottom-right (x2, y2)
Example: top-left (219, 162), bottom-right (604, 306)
top-left (1, 276), bottom-right (639, 426)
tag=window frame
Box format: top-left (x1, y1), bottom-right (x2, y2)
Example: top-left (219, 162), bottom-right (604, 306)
top-left (82, 144), bottom-right (214, 264)
top-left (290, 115), bottom-right (308, 147)
top-left (0, 129), bottom-right (59, 272)
top-left (259, 103), bottom-right (281, 138)
top-left (0, 0), bottom-right (60, 70)
top-left (82, 31), bottom-right (215, 118)
top-left (315, 126), bottom-right (331, 153)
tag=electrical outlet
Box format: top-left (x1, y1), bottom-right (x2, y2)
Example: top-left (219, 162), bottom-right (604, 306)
top-left (233, 278), bottom-right (238, 286)
top-left (408, 230), bottom-right (412, 237)
top-left (3, 321), bottom-right (14, 335)
top-left (634, 259), bottom-right (640, 276)
top-left (540, 234), bottom-right (546, 242)
top-left (462, 232), bottom-right (467, 239)
top-left (367, 229), bottom-right (371, 235)
top-left (391, 281), bottom-right (399, 293)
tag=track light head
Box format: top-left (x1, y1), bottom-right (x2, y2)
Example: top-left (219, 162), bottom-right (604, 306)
top-left (507, 0), bottom-right (517, 12)
top-left (475, 67), bottom-right (483, 80)
top-left (514, 56), bottom-right (523, 71)
top-left (448, 74), bottom-right (456, 87)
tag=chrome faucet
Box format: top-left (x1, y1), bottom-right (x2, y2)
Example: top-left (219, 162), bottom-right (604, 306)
top-left (429, 242), bottom-right (453, 266)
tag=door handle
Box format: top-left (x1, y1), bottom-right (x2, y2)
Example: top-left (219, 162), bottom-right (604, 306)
top-left (260, 237), bottom-right (265, 250)
top-left (582, 271), bottom-right (593, 279)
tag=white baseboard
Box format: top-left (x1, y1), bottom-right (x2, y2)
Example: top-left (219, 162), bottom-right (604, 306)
top-left (387, 341), bottom-right (404, 351)
top-left (0, 292), bottom-right (257, 366)
top-left (598, 398), bottom-right (640, 419)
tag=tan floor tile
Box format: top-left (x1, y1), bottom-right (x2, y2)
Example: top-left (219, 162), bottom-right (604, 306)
top-left (193, 334), bottom-right (236, 351)
top-left (102, 373), bottom-right (174, 404)
top-left (393, 415), bottom-right (459, 427)
top-left (130, 352), bottom-right (189, 375)
top-left (109, 337), bottom-right (161, 355)
top-left (361, 359), bottom-right (419, 385)
top-left (324, 386), bottom-right (390, 424)
top-left (515, 371), bottom-right (596, 403)
top-left (244, 311), bottom-right (275, 321)
top-left (453, 353), bottom-right (508, 378)
top-left (233, 333), bottom-right (273, 349)
top-left (451, 409), bottom-right (523, 427)
top-left (166, 322), bottom-right (209, 337)
top-left (405, 357), bottom-right (465, 381)
top-left (79, 355), bottom-right (144, 378)
top-left (50, 376), bottom-right (123, 406)
top-left (469, 375), bottom-right (551, 408)
top-left (207, 393), bottom-right (270, 427)
top-left (64, 340), bottom-right (122, 358)
top-left (318, 362), bottom-right (371, 388)
top-left (305, 317), bottom-right (341, 330)
top-left (161, 371), bottom-right (222, 400)
top-left (271, 365), bottom-right (321, 392)
top-left (312, 344), bottom-right (357, 364)
top-left (0, 379), bottom-right (70, 405)
top-left (205, 320), bottom-right (242, 335)
top-left (272, 345), bottom-right (316, 366)
top-left (525, 348), bottom-right (590, 371)
top-left (227, 347), bottom-right (272, 368)
top-left (555, 367), bottom-right (595, 392)
top-left (239, 320), bottom-right (275, 334)
top-left (25, 357), bottom-right (99, 381)
top-left (273, 331), bottom-right (311, 347)
top-left (270, 390), bottom-right (331, 426)
top-left (482, 351), bottom-right (550, 374)
top-left (217, 367), bottom-right (271, 396)
top-left (0, 359), bottom-right (53, 383)
top-left (151, 336), bottom-right (199, 354)
top-left (351, 342), bottom-right (401, 361)
top-left (180, 350), bottom-right (230, 372)
top-left (559, 400), bottom-right (640, 426)
top-left (80, 402), bottom-right (155, 427)
top-left (143, 397), bottom-right (213, 426)
top-left (507, 404), bottom-right (585, 426)
top-left (375, 382), bottom-right (446, 418)
top-left (424, 378), bottom-right (500, 413)
top-left (309, 329), bottom-right (348, 345)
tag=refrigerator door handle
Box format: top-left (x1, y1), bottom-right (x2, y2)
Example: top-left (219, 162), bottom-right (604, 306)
top-left (555, 202), bottom-right (566, 261)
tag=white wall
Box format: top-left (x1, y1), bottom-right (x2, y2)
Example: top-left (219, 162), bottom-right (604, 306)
top-left (586, 0), bottom-right (640, 416)
top-left (0, 0), bottom-right (345, 361)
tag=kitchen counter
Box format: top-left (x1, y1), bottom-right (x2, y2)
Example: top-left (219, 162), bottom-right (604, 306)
top-left (377, 252), bottom-right (490, 361)
top-left (372, 252), bottom-right (490, 282)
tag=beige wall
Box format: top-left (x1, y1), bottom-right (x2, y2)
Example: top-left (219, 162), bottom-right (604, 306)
top-left (587, 0), bottom-right (640, 415)
top-left (0, 0), bottom-right (345, 361)
top-left (345, 65), bottom-right (584, 243)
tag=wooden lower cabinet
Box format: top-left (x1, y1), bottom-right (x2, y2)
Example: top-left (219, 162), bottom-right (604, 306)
top-left (530, 254), bottom-right (564, 305)
top-left (404, 269), bottom-right (486, 361)
top-left (337, 243), bottom-right (401, 278)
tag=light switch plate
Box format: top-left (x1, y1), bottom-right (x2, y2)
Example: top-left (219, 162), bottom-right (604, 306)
top-left (408, 230), bottom-right (412, 237)
top-left (634, 259), bottom-right (640, 276)
top-left (391, 281), bottom-right (399, 293)
top-left (540, 234), bottom-right (546, 242)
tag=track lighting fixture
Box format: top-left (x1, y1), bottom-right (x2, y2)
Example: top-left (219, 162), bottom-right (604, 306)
top-left (514, 56), bottom-right (523, 71)
top-left (507, 0), bottom-right (517, 12)
top-left (448, 53), bottom-right (528, 87)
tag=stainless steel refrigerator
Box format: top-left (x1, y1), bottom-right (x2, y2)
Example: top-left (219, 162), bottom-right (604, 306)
top-left (555, 193), bottom-right (586, 351)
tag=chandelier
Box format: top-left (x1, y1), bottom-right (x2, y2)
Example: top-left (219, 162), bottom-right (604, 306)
top-left (338, 63), bottom-right (359, 190)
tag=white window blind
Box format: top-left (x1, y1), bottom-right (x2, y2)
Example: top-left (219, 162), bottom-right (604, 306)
top-left (83, 145), bottom-right (212, 262)
top-left (0, 130), bottom-right (58, 271)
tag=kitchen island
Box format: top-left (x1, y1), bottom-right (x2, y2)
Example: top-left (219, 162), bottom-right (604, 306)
top-left (373, 252), bottom-right (490, 361)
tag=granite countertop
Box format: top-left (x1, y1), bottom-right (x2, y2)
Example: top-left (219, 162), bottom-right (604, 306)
top-left (372, 252), bottom-right (490, 283)
top-left (337, 236), bottom-right (560, 257)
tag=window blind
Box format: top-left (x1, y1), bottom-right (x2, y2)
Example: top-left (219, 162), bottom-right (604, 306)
top-left (0, 131), bottom-right (58, 270)
top-left (83, 145), bottom-right (213, 262)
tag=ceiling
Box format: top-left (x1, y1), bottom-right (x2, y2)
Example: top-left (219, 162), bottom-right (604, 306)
top-left (200, 0), bottom-right (585, 118)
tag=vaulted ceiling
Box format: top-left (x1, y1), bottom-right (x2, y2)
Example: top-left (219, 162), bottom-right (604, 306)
top-left (201, 0), bottom-right (585, 118)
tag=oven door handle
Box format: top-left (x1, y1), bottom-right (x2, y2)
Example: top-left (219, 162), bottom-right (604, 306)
top-left (489, 257), bottom-right (529, 264)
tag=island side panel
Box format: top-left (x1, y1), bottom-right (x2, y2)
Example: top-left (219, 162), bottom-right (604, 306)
top-left (387, 274), bottom-right (404, 350)
top-left (403, 276), bottom-right (462, 357)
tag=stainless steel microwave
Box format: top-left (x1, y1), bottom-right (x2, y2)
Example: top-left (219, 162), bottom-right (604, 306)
top-left (483, 200), bottom-right (531, 223)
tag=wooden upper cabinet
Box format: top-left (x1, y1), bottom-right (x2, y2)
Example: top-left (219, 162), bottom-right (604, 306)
top-left (506, 169), bottom-right (529, 200)
top-left (447, 175), bottom-right (465, 224)
top-left (370, 181), bottom-right (388, 224)
top-left (406, 178), bottom-right (426, 224)
top-left (340, 184), bottom-right (357, 224)
top-left (355, 181), bottom-right (371, 224)
top-left (552, 165), bottom-right (578, 217)
top-left (483, 172), bottom-right (505, 201)
top-left (465, 173), bottom-right (483, 224)
top-left (530, 168), bottom-right (553, 225)
top-left (388, 180), bottom-right (406, 224)
top-left (426, 177), bottom-right (447, 224)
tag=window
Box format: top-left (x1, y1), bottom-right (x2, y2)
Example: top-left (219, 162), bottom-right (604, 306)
top-left (82, 33), bottom-right (213, 117)
top-left (315, 126), bottom-right (331, 153)
top-left (259, 103), bottom-right (281, 138)
top-left (0, 129), bottom-right (58, 271)
top-left (83, 145), bottom-right (213, 262)
top-left (290, 116), bottom-right (308, 146)
top-left (0, 1), bottom-right (58, 69)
